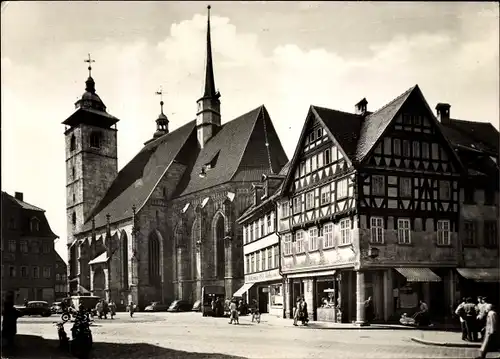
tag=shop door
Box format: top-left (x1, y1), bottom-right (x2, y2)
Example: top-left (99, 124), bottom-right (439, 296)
top-left (258, 287), bottom-right (269, 313)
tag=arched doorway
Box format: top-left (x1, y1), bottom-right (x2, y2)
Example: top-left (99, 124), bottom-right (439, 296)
top-left (148, 231), bottom-right (161, 288)
top-left (214, 214), bottom-right (226, 279)
top-left (93, 267), bottom-right (105, 298)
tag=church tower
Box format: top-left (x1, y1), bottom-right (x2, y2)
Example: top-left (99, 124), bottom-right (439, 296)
top-left (196, 5), bottom-right (221, 149)
top-left (63, 54), bottom-right (119, 246)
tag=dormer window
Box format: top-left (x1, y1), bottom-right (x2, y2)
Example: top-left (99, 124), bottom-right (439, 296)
top-left (30, 217), bottom-right (40, 232)
top-left (89, 131), bottom-right (102, 149)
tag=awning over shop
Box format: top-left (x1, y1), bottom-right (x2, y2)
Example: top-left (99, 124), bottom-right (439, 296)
top-left (287, 270), bottom-right (336, 279)
top-left (233, 282), bottom-right (254, 297)
top-left (457, 268), bottom-right (500, 283)
top-left (395, 268), bottom-right (442, 282)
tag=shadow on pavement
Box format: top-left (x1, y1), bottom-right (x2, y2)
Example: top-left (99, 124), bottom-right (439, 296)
top-left (2, 334), bottom-right (247, 359)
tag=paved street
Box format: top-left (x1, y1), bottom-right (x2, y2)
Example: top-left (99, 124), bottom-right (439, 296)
top-left (10, 312), bottom-right (500, 359)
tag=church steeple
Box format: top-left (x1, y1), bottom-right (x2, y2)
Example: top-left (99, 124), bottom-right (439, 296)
top-left (154, 86), bottom-right (169, 138)
top-left (196, 5), bottom-right (221, 149)
top-left (74, 53), bottom-right (107, 112)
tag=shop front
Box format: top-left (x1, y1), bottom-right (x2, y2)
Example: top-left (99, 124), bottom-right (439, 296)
top-left (456, 268), bottom-right (500, 306)
top-left (239, 268), bottom-right (283, 317)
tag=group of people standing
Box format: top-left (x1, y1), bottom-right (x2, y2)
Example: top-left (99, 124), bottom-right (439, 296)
top-left (455, 297), bottom-right (499, 358)
top-left (94, 299), bottom-right (116, 319)
top-left (293, 296), bottom-right (309, 326)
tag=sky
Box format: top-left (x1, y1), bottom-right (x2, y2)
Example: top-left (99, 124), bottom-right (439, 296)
top-left (2, 1), bottom-right (499, 262)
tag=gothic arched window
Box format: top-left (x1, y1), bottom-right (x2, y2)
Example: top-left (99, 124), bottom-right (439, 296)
top-left (214, 214), bottom-right (225, 279)
top-left (89, 131), bottom-right (102, 149)
top-left (191, 219), bottom-right (201, 279)
top-left (70, 135), bottom-right (76, 151)
top-left (121, 231), bottom-right (129, 289)
top-left (148, 231), bottom-right (160, 287)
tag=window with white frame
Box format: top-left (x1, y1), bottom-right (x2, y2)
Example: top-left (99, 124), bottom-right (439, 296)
top-left (262, 249), bottom-right (267, 271)
top-left (296, 231), bottom-right (305, 253)
top-left (402, 140), bottom-right (410, 157)
top-left (324, 149), bottom-right (331, 164)
top-left (293, 197), bottom-right (302, 214)
top-left (393, 138), bottom-right (401, 156)
top-left (337, 179), bottom-right (348, 198)
top-left (245, 256), bottom-right (250, 274)
top-left (250, 253), bottom-right (255, 273)
top-left (305, 158), bottom-right (311, 174)
top-left (340, 219), bottom-right (351, 244)
top-left (249, 223), bottom-right (254, 242)
top-left (370, 217), bottom-right (384, 243)
top-left (8, 240), bottom-right (16, 252)
top-left (399, 177), bottom-right (412, 198)
top-left (398, 219), bottom-right (411, 244)
top-left (309, 227), bottom-right (318, 251)
top-left (281, 202), bottom-right (289, 218)
top-left (332, 146), bottom-right (338, 161)
top-left (244, 226), bottom-right (248, 244)
top-left (317, 152), bottom-right (324, 168)
top-left (33, 266), bottom-right (40, 279)
top-left (413, 141), bottom-right (420, 157)
top-left (268, 247), bottom-right (273, 268)
top-left (267, 214), bottom-right (272, 232)
top-left (371, 175), bottom-right (385, 196)
top-left (256, 251), bottom-right (261, 272)
top-left (323, 223), bottom-right (334, 248)
top-left (260, 218), bottom-right (265, 237)
top-left (320, 185), bottom-right (330, 205)
top-left (20, 241), bottom-right (28, 253)
top-left (311, 155), bottom-right (317, 171)
top-left (283, 234), bottom-right (292, 255)
top-left (306, 191), bottom-right (314, 210)
top-left (437, 220), bottom-right (450, 245)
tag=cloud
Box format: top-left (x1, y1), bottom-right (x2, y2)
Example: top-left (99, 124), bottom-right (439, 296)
top-left (2, 10), bottom-right (498, 261)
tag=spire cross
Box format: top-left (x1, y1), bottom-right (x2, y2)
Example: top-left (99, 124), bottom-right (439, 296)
top-left (155, 86), bottom-right (165, 113)
top-left (84, 53), bottom-right (95, 77)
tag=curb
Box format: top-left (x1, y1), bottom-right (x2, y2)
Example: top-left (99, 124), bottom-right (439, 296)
top-left (411, 337), bottom-right (481, 348)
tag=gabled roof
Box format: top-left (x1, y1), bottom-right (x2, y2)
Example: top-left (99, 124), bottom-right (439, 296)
top-left (1, 191), bottom-right (58, 239)
top-left (442, 119), bottom-right (499, 155)
top-left (175, 105), bottom-right (288, 197)
top-left (355, 85), bottom-right (416, 162)
top-left (83, 120), bottom-right (196, 230)
top-left (311, 106), bottom-right (363, 159)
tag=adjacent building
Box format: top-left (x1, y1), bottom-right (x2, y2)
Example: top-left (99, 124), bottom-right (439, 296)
top-left (236, 164), bottom-right (290, 317)
top-left (65, 6), bottom-right (288, 308)
top-left (1, 191), bottom-right (59, 304)
top-left (54, 251), bottom-right (68, 300)
top-left (273, 85), bottom-right (498, 325)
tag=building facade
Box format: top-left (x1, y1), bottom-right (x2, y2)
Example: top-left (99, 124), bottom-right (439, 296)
top-left (65, 6), bottom-right (288, 309)
top-left (54, 252), bottom-right (68, 300)
top-left (1, 191), bottom-right (59, 304)
top-left (236, 169), bottom-right (290, 317)
top-left (275, 85), bottom-right (499, 325)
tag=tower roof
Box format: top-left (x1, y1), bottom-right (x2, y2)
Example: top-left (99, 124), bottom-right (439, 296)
top-left (200, 5), bottom-right (220, 101)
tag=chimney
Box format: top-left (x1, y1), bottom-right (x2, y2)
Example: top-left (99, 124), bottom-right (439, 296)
top-left (436, 103), bottom-right (451, 124)
top-left (14, 192), bottom-right (23, 201)
top-left (355, 98), bottom-right (368, 115)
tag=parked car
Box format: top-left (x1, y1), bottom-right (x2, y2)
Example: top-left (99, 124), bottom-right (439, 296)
top-left (144, 302), bottom-right (169, 312)
top-left (18, 301), bottom-right (52, 317)
top-left (51, 302), bottom-right (64, 314)
top-left (167, 300), bottom-right (192, 312)
top-left (192, 300), bottom-right (201, 312)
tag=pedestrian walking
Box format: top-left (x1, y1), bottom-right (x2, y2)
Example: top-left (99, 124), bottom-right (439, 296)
top-left (228, 298), bottom-right (239, 325)
top-left (2, 291), bottom-right (23, 351)
top-left (251, 299), bottom-right (260, 323)
top-left (413, 300), bottom-right (430, 326)
top-left (364, 296), bottom-right (375, 324)
top-left (293, 297), bottom-right (301, 326)
top-left (476, 303), bottom-right (499, 359)
top-left (477, 296), bottom-right (488, 340)
top-left (109, 300), bottom-right (117, 319)
top-left (455, 297), bottom-right (467, 341)
top-left (300, 296), bottom-right (309, 326)
top-left (96, 301), bottom-right (103, 319)
top-left (129, 301), bottom-right (135, 318)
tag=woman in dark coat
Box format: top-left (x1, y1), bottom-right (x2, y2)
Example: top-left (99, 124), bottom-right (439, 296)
top-left (365, 296), bottom-right (375, 323)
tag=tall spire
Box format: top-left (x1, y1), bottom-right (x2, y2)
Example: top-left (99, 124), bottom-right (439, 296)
top-left (203, 5), bottom-right (219, 99)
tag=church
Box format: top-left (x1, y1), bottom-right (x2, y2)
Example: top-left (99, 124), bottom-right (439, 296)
top-left (64, 6), bottom-right (289, 308)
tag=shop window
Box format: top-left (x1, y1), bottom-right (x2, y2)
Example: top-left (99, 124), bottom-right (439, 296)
top-left (397, 219), bottom-right (411, 244)
top-left (270, 284), bottom-right (283, 306)
top-left (437, 220), bottom-right (450, 245)
top-left (340, 219), bottom-right (351, 245)
top-left (370, 217), bottom-right (384, 244)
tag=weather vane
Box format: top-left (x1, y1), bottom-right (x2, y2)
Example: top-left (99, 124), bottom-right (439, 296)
top-left (155, 86), bottom-right (164, 113)
top-left (84, 53), bottom-right (95, 77)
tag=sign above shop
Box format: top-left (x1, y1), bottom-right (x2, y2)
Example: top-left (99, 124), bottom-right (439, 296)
top-left (245, 269), bottom-right (281, 283)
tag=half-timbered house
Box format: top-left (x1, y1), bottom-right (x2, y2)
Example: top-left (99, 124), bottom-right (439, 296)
top-left (277, 85), bottom-right (480, 325)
